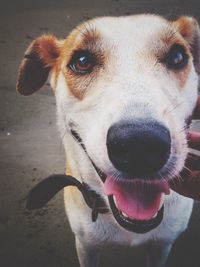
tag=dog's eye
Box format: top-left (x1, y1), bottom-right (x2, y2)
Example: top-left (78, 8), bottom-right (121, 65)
top-left (164, 44), bottom-right (188, 70)
top-left (68, 50), bottom-right (96, 74)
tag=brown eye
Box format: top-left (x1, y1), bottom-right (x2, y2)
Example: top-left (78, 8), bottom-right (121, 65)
top-left (163, 44), bottom-right (188, 70)
top-left (68, 50), bottom-right (96, 74)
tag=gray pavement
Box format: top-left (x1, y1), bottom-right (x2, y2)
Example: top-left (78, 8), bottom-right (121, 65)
top-left (1, 0), bottom-right (200, 266)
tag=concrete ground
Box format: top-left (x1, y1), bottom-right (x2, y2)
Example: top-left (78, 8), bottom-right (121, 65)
top-left (1, 0), bottom-right (200, 266)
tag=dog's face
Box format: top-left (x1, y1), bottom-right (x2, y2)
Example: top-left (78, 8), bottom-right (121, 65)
top-left (17, 15), bottom-right (199, 233)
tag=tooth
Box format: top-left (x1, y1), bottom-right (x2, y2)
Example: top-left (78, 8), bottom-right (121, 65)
top-left (122, 212), bottom-right (129, 218)
top-left (159, 195), bottom-right (165, 210)
top-left (152, 212), bottom-right (158, 219)
top-left (113, 196), bottom-right (118, 207)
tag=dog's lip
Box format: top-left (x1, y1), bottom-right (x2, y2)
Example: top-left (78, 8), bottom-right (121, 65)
top-left (108, 195), bottom-right (164, 233)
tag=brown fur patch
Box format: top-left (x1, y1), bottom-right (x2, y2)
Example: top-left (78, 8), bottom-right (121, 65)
top-left (154, 25), bottom-right (189, 60)
top-left (64, 186), bottom-right (88, 212)
top-left (17, 35), bottom-right (61, 95)
top-left (172, 62), bottom-right (192, 88)
top-left (32, 35), bottom-right (60, 67)
top-left (66, 165), bottom-right (72, 176)
top-left (173, 16), bottom-right (200, 74)
top-left (170, 17), bottom-right (198, 88)
top-left (57, 23), bottom-right (105, 100)
top-left (152, 25), bottom-right (192, 90)
top-left (173, 16), bottom-right (197, 41)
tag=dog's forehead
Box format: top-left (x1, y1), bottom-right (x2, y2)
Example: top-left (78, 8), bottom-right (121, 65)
top-left (93, 15), bottom-right (167, 37)
top-left (75, 15), bottom-right (172, 49)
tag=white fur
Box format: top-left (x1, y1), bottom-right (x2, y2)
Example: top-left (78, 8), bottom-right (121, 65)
top-left (52, 14), bottom-right (198, 267)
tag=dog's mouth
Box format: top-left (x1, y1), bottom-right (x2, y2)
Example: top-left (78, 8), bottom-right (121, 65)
top-left (104, 176), bottom-right (170, 233)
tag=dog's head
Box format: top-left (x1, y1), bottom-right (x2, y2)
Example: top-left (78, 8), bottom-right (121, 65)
top-left (17, 15), bottom-right (200, 233)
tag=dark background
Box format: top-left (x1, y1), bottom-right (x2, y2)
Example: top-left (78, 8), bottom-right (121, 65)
top-left (1, 0), bottom-right (200, 266)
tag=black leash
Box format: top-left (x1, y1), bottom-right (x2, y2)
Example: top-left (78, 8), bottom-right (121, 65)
top-left (27, 129), bottom-right (109, 222)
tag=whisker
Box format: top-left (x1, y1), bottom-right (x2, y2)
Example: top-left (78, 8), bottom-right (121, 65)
top-left (163, 102), bottom-right (174, 117)
top-left (179, 124), bottom-right (189, 134)
top-left (183, 165), bottom-right (193, 175)
top-left (170, 101), bottom-right (183, 113)
top-left (164, 101), bottom-right (184, 117)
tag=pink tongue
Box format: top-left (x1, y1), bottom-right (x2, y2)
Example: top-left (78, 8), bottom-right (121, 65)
top-left (104, 177), bottom-right (169, 221)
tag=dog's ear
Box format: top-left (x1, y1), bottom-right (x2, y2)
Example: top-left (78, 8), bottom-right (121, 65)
top-left (16, 35), bottom-right (61, 95)
top-left (173, 16), bottom-right (200, 74)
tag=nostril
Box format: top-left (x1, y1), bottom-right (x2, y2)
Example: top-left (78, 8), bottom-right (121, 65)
top-left (106, 120), bottom-right (171, 177)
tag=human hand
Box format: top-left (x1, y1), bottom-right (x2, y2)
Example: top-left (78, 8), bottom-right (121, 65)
top-left (170, 96), bottom-right (200, 200)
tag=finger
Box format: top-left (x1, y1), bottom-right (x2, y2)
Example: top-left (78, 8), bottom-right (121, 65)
top-left (186, 153), bottom-right (200, 170)
top-left (188, 131), bottom-right (200, 150)
top-left (169, 170), bottom-right (200, 201)
top-left (192, 95), bottom-right (200, 119)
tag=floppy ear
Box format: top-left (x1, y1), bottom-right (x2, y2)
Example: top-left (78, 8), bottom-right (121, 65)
top-left (173, 16), bottom-right (200, 74)
top-left (16, 35), bottom-right (61, 96)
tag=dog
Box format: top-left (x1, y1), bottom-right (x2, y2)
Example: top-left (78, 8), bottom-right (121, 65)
top-left (16, 14), bottom-right (200, 267)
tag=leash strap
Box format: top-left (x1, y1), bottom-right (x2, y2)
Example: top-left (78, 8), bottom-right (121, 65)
top-left (27, 129), bottom-right (109, 222)
top-left (27, 174), bottom-right (109, 221)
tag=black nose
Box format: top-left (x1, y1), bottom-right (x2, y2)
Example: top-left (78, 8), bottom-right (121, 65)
top-left (106, 120), bottom-right (171, 177)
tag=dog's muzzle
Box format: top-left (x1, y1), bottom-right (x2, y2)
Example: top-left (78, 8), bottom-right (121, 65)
top-left (104, 119), bottom-right (171, 232)
top-left (27, 124), bottom-right (171, 234)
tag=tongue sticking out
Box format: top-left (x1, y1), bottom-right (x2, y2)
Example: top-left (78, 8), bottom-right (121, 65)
top-left (104, 176), bottom-right (170, 221)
